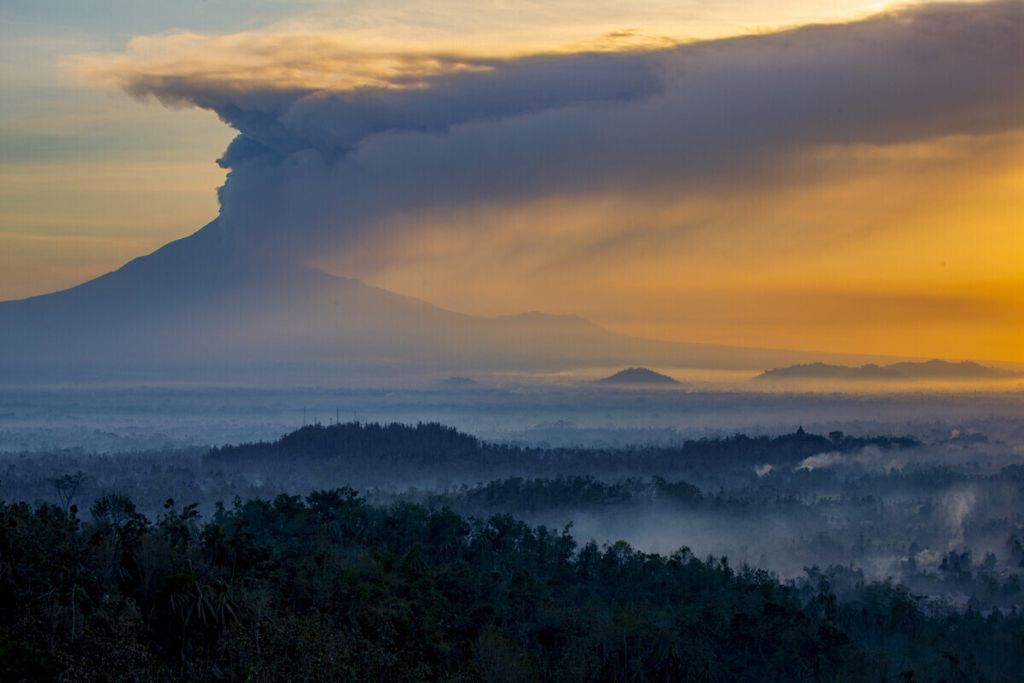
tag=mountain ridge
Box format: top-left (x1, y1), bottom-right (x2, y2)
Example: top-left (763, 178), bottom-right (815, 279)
top-left (0, 220), bottom-right (946, 383)
top-left (755, 360), bottom-right (1020, 382)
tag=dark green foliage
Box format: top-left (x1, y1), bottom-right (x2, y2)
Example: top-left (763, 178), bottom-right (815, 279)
top-left (425, 475), bottom-right (703, 514)
top-left (210, 422), bottom-right (484, 466)
top-left (2, 493), bottom-right (1020, 682)
top-left (208, 421), bottom-right (916, 479)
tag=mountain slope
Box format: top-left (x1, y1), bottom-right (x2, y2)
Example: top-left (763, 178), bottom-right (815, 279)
top-left (1, 222), bottom-right (900, 383)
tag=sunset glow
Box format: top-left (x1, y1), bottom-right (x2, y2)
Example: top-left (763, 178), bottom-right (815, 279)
top-left (2, 0), bottom-right (1021, 361)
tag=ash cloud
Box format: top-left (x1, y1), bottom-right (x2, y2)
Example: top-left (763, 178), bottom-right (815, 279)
top-left (76, 1), bottom-right (1024, 267)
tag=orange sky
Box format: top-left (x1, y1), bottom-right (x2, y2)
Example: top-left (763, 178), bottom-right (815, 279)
top-left (319, 131), bottom-right (1023, 361)
top-left (2, 0), bottom-right (1021, 362)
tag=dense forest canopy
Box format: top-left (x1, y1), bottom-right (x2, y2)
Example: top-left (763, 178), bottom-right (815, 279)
top-left (208, 421), bottom-right (916, 477)
top-left (3, 491), bottom-right (1023, 682)
top-left (3, 421), bottom-right (1022, 681)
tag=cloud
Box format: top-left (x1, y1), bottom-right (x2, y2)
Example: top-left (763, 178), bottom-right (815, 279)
top-left (66, 4), bottom-right (1023, 279)
top-left (68, 1), bottom-right (1024, 275)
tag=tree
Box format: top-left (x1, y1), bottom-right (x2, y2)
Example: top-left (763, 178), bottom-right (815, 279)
top-left (49, 471), bottom-right (86, 513)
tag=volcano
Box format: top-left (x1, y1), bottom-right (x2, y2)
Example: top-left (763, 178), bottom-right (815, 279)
top-left (1, 220), bottom-right (885, 384)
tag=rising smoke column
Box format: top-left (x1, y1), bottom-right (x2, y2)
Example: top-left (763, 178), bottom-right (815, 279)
top-left (74, 1), bottom-right (1024, 270)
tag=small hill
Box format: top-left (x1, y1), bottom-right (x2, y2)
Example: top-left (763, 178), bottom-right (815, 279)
top-left (596, 367), bottom-right (679, 385)
top-left (756, 359), bottom-right (1018, 382)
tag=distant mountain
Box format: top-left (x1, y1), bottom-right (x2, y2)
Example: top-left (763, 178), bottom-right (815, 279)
top-left (0, 219), bottom-right (898, 384)
top-left (756, 360), bottom-right (1019, 382)
top-left (885, 359), bottom-right (1019, 379)
top-left (439, 376), bottom-right (479, 387)
top-left (596, 368), bottom-right (679, 385)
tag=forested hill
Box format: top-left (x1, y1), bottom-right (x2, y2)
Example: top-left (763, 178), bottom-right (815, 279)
top-left (211, 421), bottom-right (484, 462)
top-left (209, 421), bottom-right (915, 473)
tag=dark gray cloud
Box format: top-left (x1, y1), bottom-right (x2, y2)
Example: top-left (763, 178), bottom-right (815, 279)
top-left (109, 1), bottom-right (1024, 265)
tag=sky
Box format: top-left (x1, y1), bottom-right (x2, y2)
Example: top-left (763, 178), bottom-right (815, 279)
top-left (1, 0), bottom-right (1022, 362)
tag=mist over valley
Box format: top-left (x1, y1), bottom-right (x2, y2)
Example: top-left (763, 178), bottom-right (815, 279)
top-left (2, 0), bottom-right (1022, 679)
